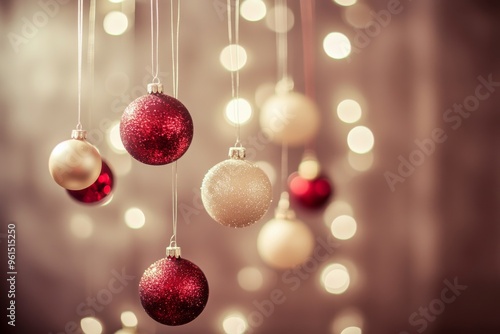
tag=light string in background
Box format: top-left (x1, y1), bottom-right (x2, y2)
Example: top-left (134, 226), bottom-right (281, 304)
top-left (227, 0), bottom-right (242, 146)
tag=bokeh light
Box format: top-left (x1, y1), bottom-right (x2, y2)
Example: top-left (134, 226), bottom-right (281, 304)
top-left (120, 311), bottom-right (138, 328)
top-left (241, 0), bottom-right (267, 22)
top-left (334, 0), bottom-right (357, 6)
top-left (103, 11), bottom-right (128, 36)
top-left (347, 126), bottom-right (374, 154)
top-left (81, 317), bottom-right (103, 334)
top-left (70, 214), bottom-right (94, 239)
top-left (337, 99), bottom-right (362, 123)
top-left (331, 215), bottom-right (357, 240)
top-left (323, 32), bottom-right (351, 59)
top-left (341, 327), bottom-right (362, 334)
top-left (237, 266), bottom-right (264, 292)
top-left (324, 201), bottom-right (354, 227)
top-left (331, 308), bottom-right (365, 334)
top-left (225, 98), bottom-right (252, 125)
top-left (124, 207), bottom-right (145, 229)
top-left (108, 122), bottom-right (127, 154)
top-left (222, 313), bottom-right (248, 334)
top-left (322, 263), bottom-right (350, 294)
top-left (220, 44), bottom-right (248, 71)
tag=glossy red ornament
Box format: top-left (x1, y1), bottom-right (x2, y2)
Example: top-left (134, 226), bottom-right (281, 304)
top-left (139, 255), bottom-right (209, 326)
top-left (66, 160), bottom-right (114, 205)
top-left (288, 172), bottom-right (333, 209)
top-left (120, 84), bottom-right (193, 165)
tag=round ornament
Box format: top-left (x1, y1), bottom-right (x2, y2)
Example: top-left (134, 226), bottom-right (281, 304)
top-left (48, 129), bottom-right (102, 190)
top-left (120, 83), bottom-right (193, 165)
top-left (257, 210), bottom-right (314, 269)
top-left (289, 172), bottom-right (332, 209)
top-left (260, 91), bottom-right (320, 146)
top-left (139, 248), bottom-right (209, 326)
top-left (66, 160), bottom-right (114, 205)
top-left (201, 147), bottom-right (272, 228)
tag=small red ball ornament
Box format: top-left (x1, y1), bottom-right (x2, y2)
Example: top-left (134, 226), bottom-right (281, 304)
top-left (139, 247), bottom-right (209, 326)
top-left (120, 83), bottom-right (193, 165)
top-left (66, 160), bottom-right (114, 205)
top-left (288, 172), bottom-right (333, 209)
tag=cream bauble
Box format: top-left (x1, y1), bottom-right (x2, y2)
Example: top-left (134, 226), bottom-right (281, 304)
top-left (260, 92), bottom-right (320, 146)
top-left (201, 147), bottom-right (272, 228)
top-left (257, 213), bottom-right (315, 269)
top-left (49, 129), bottom-right (102, 190)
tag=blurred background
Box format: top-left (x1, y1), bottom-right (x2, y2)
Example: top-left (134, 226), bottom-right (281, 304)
top-left (1, 0), bottom-right (500, 333)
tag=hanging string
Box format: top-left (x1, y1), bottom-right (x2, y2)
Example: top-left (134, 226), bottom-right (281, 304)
top-left (171, 0), bottom-right (180, 98)
top-left (227, 0), bottom-right (241, 146)
top-left (150, 0), bottom-right (160, 83)
top-left (299, 0), bottom-right (315, 101)
top-left (169, 0), bottom-right (181, 248)
top-left (276, 0), bottom-right (288, 89)
top-left (76, 0), bottom-right (83, 130)
top-left (87, 0), bottom-right (96, 128)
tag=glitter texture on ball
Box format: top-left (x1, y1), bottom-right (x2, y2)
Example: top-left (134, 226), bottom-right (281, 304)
top-left (66, 160), bottom-right (114, 204)
top-left (139, 256), bottom-right (209, 326)
top-left (120, 87), bottom-right (193, 165)
top-left (201, 148), bottom-right (272, 228)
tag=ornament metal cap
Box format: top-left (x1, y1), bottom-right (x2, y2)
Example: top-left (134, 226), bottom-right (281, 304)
top-left (228, 146), bottom-right (246, 160)
top-left (71, 129), bottom-right (87, 140)
top-left (166, 246), bottom-right (181, 258)
top-left (147, 83), bottom-right (163, 94)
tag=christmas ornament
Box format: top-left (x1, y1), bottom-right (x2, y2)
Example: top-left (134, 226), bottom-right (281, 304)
top-left (67, 159), bottom-right (114, 204)
top-left (139, 247), bottom-right (209, 326)
top-left (120, 83), bottom-right (193, 165)
top-left (201, 146), bottom-right (272, 228)
top-left (288, 155), bottom-right (333, 209)
top-left (49, 129), bottom-right (102, 191)
top-left (289, 173), bottom-right (332, 209)
top-left (257, 193), bottom-right (314, 269)
top-left (260, 90), bottom-right (320, 147)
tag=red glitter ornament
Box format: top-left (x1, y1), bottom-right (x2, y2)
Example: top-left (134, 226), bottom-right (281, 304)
top-left (66, 160), bottom-right (114, 205)
top-left (139, 251), bottom-right (209, 326)
top-left (288, 172), bottom-right (333, 209)
top-left (120, 84), bottom-right (193, 165)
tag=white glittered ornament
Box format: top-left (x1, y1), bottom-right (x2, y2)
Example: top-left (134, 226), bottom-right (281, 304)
top-left (257, 194), bottom-right (315, 269)
top-left (201, 147), bottom-right (272, 228)
top-left (260, 91), bottom-right (320, 146)
top-left (48, 129), bottom-right (102, 190)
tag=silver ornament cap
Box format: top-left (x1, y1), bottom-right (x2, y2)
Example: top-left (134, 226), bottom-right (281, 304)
top-left (228, 146), bottom-right (246, 160)
top-left (71, 129), bottom-right (87, 140)
top-left (147, 82), bottom-right (163, 94)
top-left (166, 246), bottom-right (181, 258)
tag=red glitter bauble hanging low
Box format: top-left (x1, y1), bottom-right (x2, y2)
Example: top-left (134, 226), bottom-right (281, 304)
top-left (120, 83), bottom-right (193, 165)
top-left (288, 172), bottom-right (333, 209)
top-left (139, 250), bottom-right (209, 326)
top-left (66, 160), bottom-right (114, 205)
